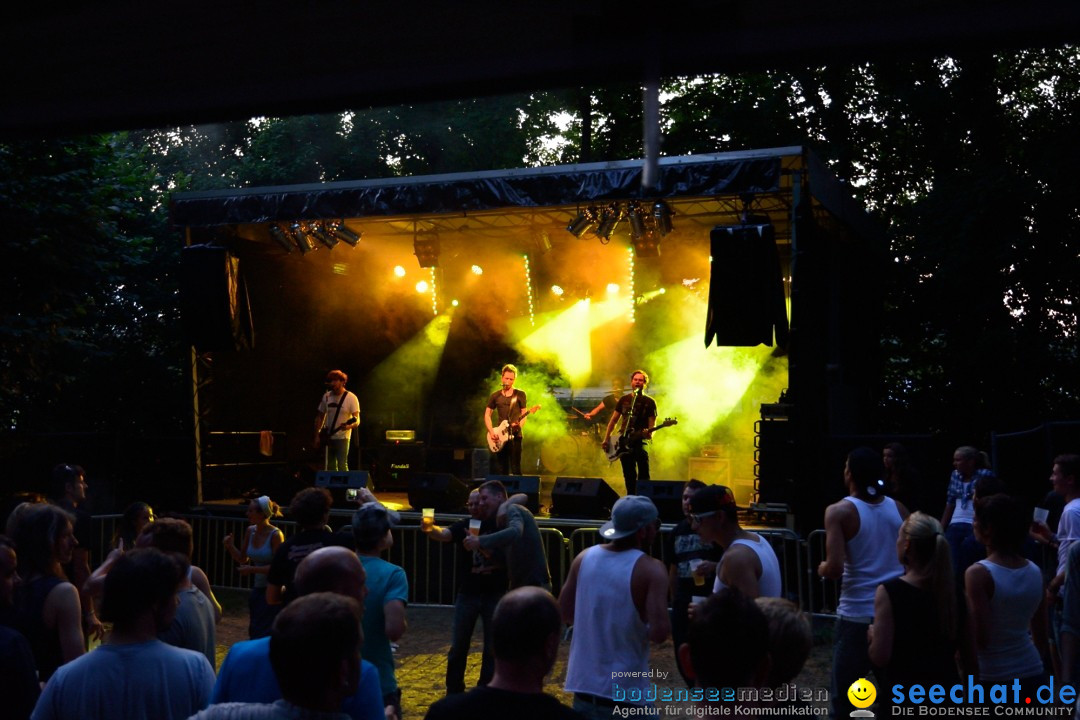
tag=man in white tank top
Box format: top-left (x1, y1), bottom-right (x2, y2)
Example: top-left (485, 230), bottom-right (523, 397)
top-left (689, 485), bottom-right (782, 599)
top-left (818, 447), bottom-right (908, 718)
top-left (559, 496), bottom-right (670, 720)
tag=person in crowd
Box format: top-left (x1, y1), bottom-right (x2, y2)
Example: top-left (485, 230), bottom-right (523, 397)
top-left (690, 484), bottom-right (781, 599)
top-left (941, 446), bottom-right (995, 571)
top-left (954, 475), bottom-right (1006, 583)
top-left (1059, 540), bottom-right (1080, 687)
top-left (755, 596), bottom-right (812, 686)
top-left (0, 535), bottom-right (40, 720)
top-left (110, 501), bottom-right (155, 551)
top-left (422, 489), bottom-right (507, 694)
top-left (818, 446), bottom-right (907, 718)
top-left (966, 494), bottom-right (1048, 700)
top-left (141, 517), bottom-right (219, 668)
top-left (1031, 454), bottom-right (1080, 678)
top-left (50, 463), bottom-right (103, 643)
top-left (266, 486), bottom-right (340, 607)
top-left (30, 548), bottom-right (215, 720)
top-left (224, 495), bottom-right (285, 639)
top-left (868, 512), bottom-right (959, 710)
top-left (191, 593), bottom-right (365, 720)
top-left (212, 546), bottom-right (384, 720)
top-left (882, 442), bottom-right (922, 513)
top-left (665, 479), bottom-right (723, 686)
top-left (13, 503), bottom-right (84, 681)
top-left (352, 501), bottom-right (409, 720)
top-left (464, 480), bottom-right (550, 591)
top-left (678, 589), bottom-right (771, 699)
top-left (560, 495), bottom-right (669, 720)
top-left (425, 586), bottom-right (584, 720)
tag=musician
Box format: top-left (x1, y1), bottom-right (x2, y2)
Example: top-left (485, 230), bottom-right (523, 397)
top-left (485, 364), bottom-right (528, 475)
top-left (582, 378), bottom-right (623, 422)
top-left (313, 369), bottom-right (360, 471)
top-left (602, 370), bottom-right (657, 495)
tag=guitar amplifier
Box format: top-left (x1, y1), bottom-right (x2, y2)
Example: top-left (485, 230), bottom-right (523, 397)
top-left (374, 442), bottom-right (426, 491)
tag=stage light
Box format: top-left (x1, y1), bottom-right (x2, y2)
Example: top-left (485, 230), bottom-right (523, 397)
top-left (627, 201), bottom-right (648, 240)
top-left (606, 283), bottom-right (620, 295)
top-left (451, 299), bottom-right (459, 307)
top-left (416, 280), bottom-right (429, 293)
top-left (567, 206), bottom-right (598, 238)
top-left (471, 265), bottom-right (483, 275)
top-left (308, 223), bottom-right (338, 250)
top-left (289, 223), bottom-right (314, 255)
top-left (594, 202), bottom-right (624, 240)
top-left (268, 224), bottom-right (293, 253)
top-left (413, 233), bottom-right (440, 268)
top-left (632, 231), bottom-right (661, 258)
top-left (652, 201), bottom-right (674, 237)
top-left (394, 265), bottom-right (406, 278)
top-left (551, 285), bottom-right (564, 297)
top-left (330, 222), bottom-right (361, 246)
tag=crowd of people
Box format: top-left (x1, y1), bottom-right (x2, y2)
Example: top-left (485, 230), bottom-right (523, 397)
top-left (2, 448), bottom-right (1078, 719)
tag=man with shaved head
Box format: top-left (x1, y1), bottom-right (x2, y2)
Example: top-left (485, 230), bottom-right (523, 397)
top-left (425, 587), bottom-right (584, 719)
top-left (211, 547), bottom-right (383, 720)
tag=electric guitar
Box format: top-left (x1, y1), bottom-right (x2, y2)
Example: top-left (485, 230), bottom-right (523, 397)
top-left (488, 404), bottom-right (541, 453)
top-left (317, 416), bottom-right (356, 447)
top-left (605, 417), bottom-right (678, 462)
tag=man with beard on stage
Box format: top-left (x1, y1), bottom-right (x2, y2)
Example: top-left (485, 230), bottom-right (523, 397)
top-left (484, 364), bottom-right (529, 476)
top-left (601, 370), bottom-right (657, 496)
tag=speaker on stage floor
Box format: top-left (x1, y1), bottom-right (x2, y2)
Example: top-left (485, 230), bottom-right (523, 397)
top-left (483, 475), bottom-right (540, 514)
top-left (315, 470), bottom-right (369, 507)
top-left (551, 476), bottom-right (619, 519)
top-left (408, 472), bottom-right (470, 513)
top-left (637, 479), bottom-right (686, 523)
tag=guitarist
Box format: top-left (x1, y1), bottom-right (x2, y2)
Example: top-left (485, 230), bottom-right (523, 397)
top-left (313, 369), bottom-right (360, 471)
top-left (484, 364), bottom-right (528, 475)
top-left (602, 369), bottom-right (657, 495)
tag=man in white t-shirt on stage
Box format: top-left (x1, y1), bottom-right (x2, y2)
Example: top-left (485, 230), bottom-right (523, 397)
top-left (559, 496), bottom-right (669, 720)
top-left (314, 369), bottom-right (360, 471)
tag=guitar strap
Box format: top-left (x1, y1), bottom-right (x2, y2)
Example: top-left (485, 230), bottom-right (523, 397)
top-left (327, 391), bottom-right (349, 438)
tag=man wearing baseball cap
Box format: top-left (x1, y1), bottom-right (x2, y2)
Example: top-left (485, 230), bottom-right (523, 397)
top-left (559, 496), bottom-right (670, 720)
top-left (690, 485), bottom-right (782, 599)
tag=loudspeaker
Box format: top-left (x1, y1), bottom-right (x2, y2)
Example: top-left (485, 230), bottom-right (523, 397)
top-left (551, 476), bottom-right (619, 519)
top-left (408, 472), bottom-right (470, 513)
top-left (637, 479), bottom-right (686, 523)
top-left (179, 244), bottom-right (254, 352)
top-left (374, 443), bottom-right (426, 491)
top-left (483, 475), bottom-right (540, 514)
top-left (757, 419), bottom-right (795, 505)
top-left (315, 470), bottom-right (369, 507)
top-left (705, 224), bottom-right (788, 348)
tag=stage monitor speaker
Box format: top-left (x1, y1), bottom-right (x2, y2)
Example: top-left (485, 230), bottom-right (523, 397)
top-left (551, 476), bottom-right (619, 519)
top-left (483, 475), bottom-right (540, 514)
top-left (408, 472), bottom-right (470, 513)
top-left (314, 470), bottom-right (369, 506)
top-left (637, 479), bottom-right (686, 523)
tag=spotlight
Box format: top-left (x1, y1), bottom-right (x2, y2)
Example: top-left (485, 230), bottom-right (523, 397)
top-left (595, 203), bottom-right (625, 240)
top-left (290, 223), bottom-right (314, 255)
top-left (471, 265), bottom-right (483, 275)
top-left (627, 201), bottom-right (648, 240)
top-left (606, 283), bottom-right (620, 294)
top-left (416, 281), bottom-right (429, 293)
top-left (632, 230), bottom-right (661, 258)
top-left (330, 222), bottom-right (361, 246)
top-left (652, 201), bottom-right (674, 237)
top-left (551, 285), bottom-right (564, 297)
top-left (268, 224), bottom-right (293, 253)
top-left (393, 265), bottom-right (406, 278)
top-left (567, 206), bottom-right (598, 238)
top-left (413, 233), bottom-right (440, 268)
top-left (308, 223), bottom-right (338, 250)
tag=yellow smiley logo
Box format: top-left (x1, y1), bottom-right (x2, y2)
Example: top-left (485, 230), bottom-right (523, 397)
top-left (847, 678), bottom-right (876, 709)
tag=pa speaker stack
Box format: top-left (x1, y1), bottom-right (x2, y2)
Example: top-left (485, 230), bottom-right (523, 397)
top-left (636, 479), bottom-right (686, 523)
top-left (550, 477), bottom-right (619, 519)
top-left (407, 472), bottom-right (470, 513)
top-left (483, 475), bottom-right (541, 513)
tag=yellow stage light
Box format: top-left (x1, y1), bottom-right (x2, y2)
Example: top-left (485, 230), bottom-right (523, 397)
top-left (606, 283), bottom-right (620, 295)
top-left (551, 285), bottom-right (564, 297)
top-left (416, 281), bottom-right (429, 293)
top-left (471, 265), bottom-right (483, 275)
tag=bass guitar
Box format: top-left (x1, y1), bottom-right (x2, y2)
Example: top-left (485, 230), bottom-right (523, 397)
top-left (488, 404), bottom-right (541, 453)
top-left (605, 417), bottom-right (678, 462)
top-left (317, 417), bottom-right (357, 447)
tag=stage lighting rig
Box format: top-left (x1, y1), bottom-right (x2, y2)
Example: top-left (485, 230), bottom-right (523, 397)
top-left (289, 223), bottom-right (315, 255)
top-left (594, 202), bottom-right (624, 241)
top-left (268, 223), bottom-right (294, 253)
top-left (413, 231), bottom-right (441, 268)
top-left (567, 206), bottom-right (598, 238)
top-left (308, 222), bottom-right (338, 250)
top-left (330, 221), bottom-right (361, 246)
top-left (652, 200), bottom-right (674, 237)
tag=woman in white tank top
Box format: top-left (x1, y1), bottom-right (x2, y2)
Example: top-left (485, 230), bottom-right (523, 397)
top-left (223, 495), bottom-right (284, 638)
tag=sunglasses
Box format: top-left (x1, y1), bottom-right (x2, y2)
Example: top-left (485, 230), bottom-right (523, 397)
top-left (690, 510), bottom-right (718, 525)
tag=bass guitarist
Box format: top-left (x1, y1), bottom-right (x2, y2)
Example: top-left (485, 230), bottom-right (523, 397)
top-left (313, 369), bottom-right (360, 471)
top-left (602, 369), bottom-right (657, 495)
top-left (485, 364), bottom-right (527, 475)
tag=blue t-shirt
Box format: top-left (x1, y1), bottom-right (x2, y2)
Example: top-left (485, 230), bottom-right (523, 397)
top-left (211, 637), bottom-right (383, 720)
top-left (358, 555), bottom-right (409, 696)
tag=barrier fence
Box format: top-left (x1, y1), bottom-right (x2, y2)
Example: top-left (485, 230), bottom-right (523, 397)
top-left (87, 513), bottom-right (838, 615)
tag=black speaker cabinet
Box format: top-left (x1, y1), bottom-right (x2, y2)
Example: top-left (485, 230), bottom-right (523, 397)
top-left (374, 443), bottom-right (426, 491)
top-left (314, 470), bottom-right (369, 507)
top-left (551, 476), bottom-right (619, 519)
top-left (179, 244), bottom-right (254, 352)
top-left (408, 472), bottom-right (470, 513)
top-left (483, 475), bottom-right (541, 514)
top-left (637, 479), bottom-right (686, 523)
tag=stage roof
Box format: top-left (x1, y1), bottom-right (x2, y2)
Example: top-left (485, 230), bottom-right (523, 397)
top-left (4, 2), bottom-right (1080, 137)
top-left (170, 146), bottom-right (878, 252)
